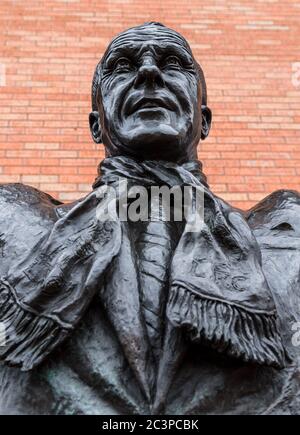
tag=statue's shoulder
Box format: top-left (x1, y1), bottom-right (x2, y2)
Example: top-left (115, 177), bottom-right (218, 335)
top-left (246, 189), bottom-right (300, 240)
top-left (246, 191), bottom-right (300, 350)
top-left (0, 182), bottom-right (79, 218)
top-left (0, 182), bottom-right (61, 205)
top-left (0, 182), bottom-right (63, 222)
top-left (0, 183), bottom-right (79, 273)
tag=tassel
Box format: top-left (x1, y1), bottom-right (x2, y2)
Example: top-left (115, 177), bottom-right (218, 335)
top-left (167, 285), bottom-right (286, 369)
top-left (0, 279), bottom-right (69, 371)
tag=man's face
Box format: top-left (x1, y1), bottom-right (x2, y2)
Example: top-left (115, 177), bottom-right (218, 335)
top-left (93, 25), bottom-right (205, 162)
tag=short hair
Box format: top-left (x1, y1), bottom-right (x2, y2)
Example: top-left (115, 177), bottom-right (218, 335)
top-left (91, 22), bottom-right (207, 111)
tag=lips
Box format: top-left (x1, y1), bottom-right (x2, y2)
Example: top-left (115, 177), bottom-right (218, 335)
top-left (127, 96), bottom-right (176, 115)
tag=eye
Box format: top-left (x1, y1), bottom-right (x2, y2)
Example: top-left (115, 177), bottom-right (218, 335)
top-left (114, 57), bottom-right (133, 72)
top-left (163, 55), bottom-right (182, 68)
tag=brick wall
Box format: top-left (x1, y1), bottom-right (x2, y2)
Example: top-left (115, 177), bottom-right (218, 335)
top-left (0, 0), bottom-right (299, 209)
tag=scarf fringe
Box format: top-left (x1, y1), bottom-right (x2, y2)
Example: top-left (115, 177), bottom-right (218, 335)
top-left (167, 285), bottom-right (286, 368)
top-left (0, 280), bottom-right (69, 371)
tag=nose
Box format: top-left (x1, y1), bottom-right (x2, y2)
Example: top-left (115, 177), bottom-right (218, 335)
top-left (134, 57), bottom-right (165, 89)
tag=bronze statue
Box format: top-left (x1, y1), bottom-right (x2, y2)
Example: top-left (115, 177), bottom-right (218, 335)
top-left (0, 22), bottom-right (299, 415)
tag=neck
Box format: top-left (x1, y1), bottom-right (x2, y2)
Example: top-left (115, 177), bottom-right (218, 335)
top-left (104, 146), bottom-right (198, 165)
top-left (93, 154), bottom-right (209, 190)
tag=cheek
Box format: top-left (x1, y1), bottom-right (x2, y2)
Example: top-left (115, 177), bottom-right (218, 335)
top-left (100, 77), bottom-right (133, 121)
top-left (186, 76), bottom-right (200, 108)
top-left (166, 74), bottom-right (198, 114)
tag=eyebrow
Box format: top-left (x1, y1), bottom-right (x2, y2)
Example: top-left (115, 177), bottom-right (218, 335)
top-left (154, 43), bottom-right (194, 62)
top-left (103, 41), bottom-right (194, 68)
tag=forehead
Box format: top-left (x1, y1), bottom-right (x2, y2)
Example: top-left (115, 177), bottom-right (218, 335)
top-left (104, 25), bottom-right (193, 58)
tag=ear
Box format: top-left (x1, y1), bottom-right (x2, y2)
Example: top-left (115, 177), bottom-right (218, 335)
top-left (89, 111), bottom-right (102, 144)
top-left (201, 105), bottom-right (212, 140)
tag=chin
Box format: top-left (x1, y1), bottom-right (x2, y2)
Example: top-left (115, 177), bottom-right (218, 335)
top-left (122, 125), bottom-right (184, 160)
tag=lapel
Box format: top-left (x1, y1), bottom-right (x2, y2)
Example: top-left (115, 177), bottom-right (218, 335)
top-left (99, 222), bottom-right (156, 404)
top-left (134, 218), bottom-right (188, 411)
top-left (153, 320), bottom-right (188, 413)
top-left (100, 220), bottom-right (188, 410)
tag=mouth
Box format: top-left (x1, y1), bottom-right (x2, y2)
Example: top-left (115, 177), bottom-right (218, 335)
top-left (128, 96), bottom-right (176, 115)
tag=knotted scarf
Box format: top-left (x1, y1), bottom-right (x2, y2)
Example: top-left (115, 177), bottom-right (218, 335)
top-left (0, 156), bottom-right (285, 371)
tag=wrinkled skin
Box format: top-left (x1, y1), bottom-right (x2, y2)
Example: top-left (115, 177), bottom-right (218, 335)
top-left (89, 23), bottom-right (211, 162)
top-left (0, 23), bottom-right (300, 415)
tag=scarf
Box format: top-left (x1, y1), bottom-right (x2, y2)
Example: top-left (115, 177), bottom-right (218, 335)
top-left (0, 156), bottom-right (285, 371)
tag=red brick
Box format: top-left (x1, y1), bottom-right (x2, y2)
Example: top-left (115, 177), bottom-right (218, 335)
top-left (0, 0), bottom-right (299, 209)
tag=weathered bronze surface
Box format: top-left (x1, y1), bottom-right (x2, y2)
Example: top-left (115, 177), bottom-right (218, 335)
top-left (0, 23), bottom-right (299, 415)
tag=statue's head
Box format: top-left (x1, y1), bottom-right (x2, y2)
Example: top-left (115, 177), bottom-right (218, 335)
top-left (90, 22), bottom-right (212, 163)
